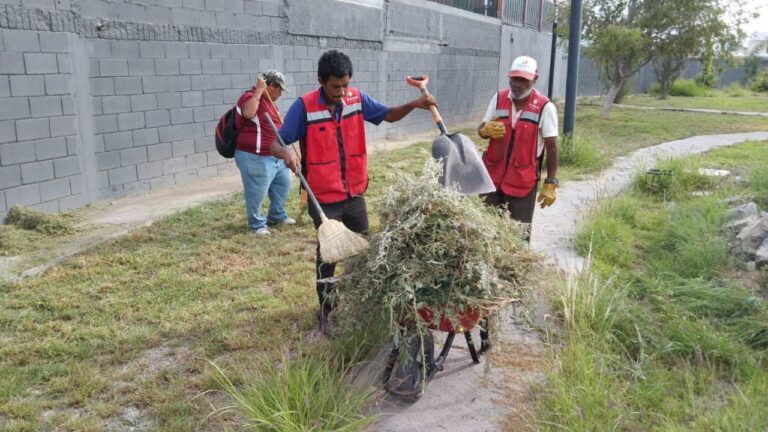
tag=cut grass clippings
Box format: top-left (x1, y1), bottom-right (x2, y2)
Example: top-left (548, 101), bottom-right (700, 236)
top-left (5, 206), bottom-right (76, 235)
top-left (338, 160), bottom-right (537, 352)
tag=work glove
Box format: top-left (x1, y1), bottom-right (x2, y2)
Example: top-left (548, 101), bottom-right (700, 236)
top-left (480, 121), bottom-right (505, 139)
top-left (537, 182), bottom-right (557, 208)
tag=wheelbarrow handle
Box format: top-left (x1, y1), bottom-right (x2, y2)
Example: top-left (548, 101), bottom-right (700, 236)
top-left (406, 75), bottom-right (446, 135)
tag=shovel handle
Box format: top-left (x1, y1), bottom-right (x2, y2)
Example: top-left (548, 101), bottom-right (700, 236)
top-left (406, 75), bottom-right (447, 135)
top-left (263, 114), bottom-right (327, 223)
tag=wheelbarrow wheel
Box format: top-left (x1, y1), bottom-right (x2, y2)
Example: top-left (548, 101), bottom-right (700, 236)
top-left (386, 331), bottom-right (435, 402)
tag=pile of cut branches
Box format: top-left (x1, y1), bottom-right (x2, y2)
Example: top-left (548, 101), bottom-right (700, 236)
top-left (337, 161), bottom-right (538, 348)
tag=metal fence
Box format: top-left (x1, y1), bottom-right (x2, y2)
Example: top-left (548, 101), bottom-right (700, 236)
top-left (428, 0), bottom-right (555, 32)
top-left (503, 0), bottom-right (555, 30)
top-left (428, 0), bottom-right (499, 18)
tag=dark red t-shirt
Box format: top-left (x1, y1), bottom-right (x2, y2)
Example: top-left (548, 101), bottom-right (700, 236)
top-left (234, 88), bottom-right (282, 156)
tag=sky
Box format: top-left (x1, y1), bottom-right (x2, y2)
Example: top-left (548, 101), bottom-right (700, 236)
top-left (742, 0), bottom-right (767, 36)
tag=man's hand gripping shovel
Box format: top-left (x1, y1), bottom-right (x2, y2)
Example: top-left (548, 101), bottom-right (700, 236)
top-left (405, 75), bottom-right (495, 196)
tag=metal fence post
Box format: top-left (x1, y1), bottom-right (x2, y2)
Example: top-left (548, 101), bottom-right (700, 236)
top-left (563, 0), bottom-right (583, 136)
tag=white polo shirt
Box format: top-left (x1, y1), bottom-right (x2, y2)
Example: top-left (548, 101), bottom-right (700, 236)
top-left (482, 91), bottom-right (558, 157)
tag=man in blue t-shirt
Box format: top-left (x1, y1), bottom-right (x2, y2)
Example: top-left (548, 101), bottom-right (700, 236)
top-left (270, 50), bottom-right (437, 337)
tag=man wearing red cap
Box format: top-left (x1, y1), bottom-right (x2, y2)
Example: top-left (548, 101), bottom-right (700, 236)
top-left (478, 55), bottom-right (559, 241)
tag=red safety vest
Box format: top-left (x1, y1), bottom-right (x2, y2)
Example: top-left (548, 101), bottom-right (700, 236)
top-left (482, 88), bottom-right (549, 197)
top-left (300, 88), bottom-right (368, 204)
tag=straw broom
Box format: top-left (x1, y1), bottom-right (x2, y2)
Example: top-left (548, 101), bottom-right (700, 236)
top-left (262, 90), bottom-right (308, 212)
top-left (263, 114), bottom-right (369, 263)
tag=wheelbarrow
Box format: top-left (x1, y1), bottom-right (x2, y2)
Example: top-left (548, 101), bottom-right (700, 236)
top-left (382, 76), bottom-right (496, 402)
top-left (384, 305), bottom-right (490, 402)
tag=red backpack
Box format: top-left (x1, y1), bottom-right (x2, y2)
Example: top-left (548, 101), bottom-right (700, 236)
top-left (214, 107), bottom-right (239, 158)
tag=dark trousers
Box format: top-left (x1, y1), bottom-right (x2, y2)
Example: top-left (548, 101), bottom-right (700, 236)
top-left (482, 182), bottom-right (538, 242)
top-left (307, 195), bottom-right (369, 308)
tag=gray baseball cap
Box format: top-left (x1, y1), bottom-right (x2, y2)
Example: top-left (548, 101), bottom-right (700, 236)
top-left (262, 70), bottom-right (288, 92)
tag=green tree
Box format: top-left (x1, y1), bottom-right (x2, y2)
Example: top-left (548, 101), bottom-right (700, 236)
top-left (559, 0), bottom-right (746, 116)
top-left (695, 38), bottom-right (717, 88)
top-left (653, 55), bottom-right (687, 99)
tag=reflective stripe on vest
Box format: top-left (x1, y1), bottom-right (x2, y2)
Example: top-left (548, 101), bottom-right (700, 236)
top-left (307, 110), bottom-right (333, 124)
top-left (494, 109), bottom-right (510, 119)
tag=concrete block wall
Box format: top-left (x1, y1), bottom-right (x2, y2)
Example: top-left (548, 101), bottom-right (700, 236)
top-left (0, 0), bottom-right (563, 219)
top-left (0, 28), bottom-right (84, 217)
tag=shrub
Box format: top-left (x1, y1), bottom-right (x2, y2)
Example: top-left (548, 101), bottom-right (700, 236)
top-left (647, 82), bottom-right (661, 97)
top-left (749, 70), bottom-right (768, 93)
top-left (669, 79), bottom-right (709, 97)
top-left (725, 82), bottom-right (748, 97)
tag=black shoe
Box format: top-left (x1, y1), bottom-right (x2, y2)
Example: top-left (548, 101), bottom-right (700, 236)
top-left (315, 307), bottom-right (335, 338)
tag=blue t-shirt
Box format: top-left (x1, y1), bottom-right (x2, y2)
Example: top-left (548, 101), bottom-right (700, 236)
top-left (277, 88), bottom-right (390, 145)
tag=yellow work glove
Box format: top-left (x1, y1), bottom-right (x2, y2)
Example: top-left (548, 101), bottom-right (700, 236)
top-left (537, 182), bottom-right (557, 208)
top-left (479, 121), bottom-right (505, 139)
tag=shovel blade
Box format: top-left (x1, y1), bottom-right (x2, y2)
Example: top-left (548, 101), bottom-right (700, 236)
top-left (431, 133), bottom-right (496, 195)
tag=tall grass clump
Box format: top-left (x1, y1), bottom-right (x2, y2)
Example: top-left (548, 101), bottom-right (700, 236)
top-left (749, 164), bottom-right (768, 209)
top-left (649, 197), bottom-right (730, 278)
top-left (553, 253), bottom-right (619, 339)
top-left (574, 195), bottom-right (646, 271)
top-left (669, 79), bottom-right (709, 97)
top-left (209, 353), bottom-right (376, 432)
top-left (557, 135), bottom-right (606, 173)
top-left (725, 82), bottom-right (748, 97)
top-left (633, 158), bottom-right (715, 200)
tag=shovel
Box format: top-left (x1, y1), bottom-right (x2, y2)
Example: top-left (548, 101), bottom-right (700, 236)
top-left (406, 75), bottom-right (496, 196)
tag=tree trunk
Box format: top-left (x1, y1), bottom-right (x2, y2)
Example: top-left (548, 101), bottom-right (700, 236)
top-left (602, 82), bottom-right (622, 117)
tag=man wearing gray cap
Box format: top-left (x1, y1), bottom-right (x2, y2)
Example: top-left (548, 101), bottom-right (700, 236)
top-left (234, 70), bottom-right (294, 236)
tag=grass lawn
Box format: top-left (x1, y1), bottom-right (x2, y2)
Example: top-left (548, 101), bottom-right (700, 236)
top-left (536, 140), bottom-right (768, 430)
top-left (621, 93), bottom-right (768, 113)
top-left (0, 140), bottom-right (440, 431)
top-left (1, 108), bottom-right (767, 431)
top-left (571, 104), bottom-right (768, 160)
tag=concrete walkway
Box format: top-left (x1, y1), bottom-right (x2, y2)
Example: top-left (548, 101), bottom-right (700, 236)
top-left (615, 104), bottom-right (768, 118)
top-left (532, 131), bottom-right (768, 273)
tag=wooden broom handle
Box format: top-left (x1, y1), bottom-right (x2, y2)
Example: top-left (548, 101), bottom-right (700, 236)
top-left (263, 113), bottom-right (327, 223)
top-left (263, 89), bottom-right (302, 161)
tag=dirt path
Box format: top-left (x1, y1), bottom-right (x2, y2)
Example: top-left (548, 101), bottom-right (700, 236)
top-left (369, 131), bottom-right (768, 431)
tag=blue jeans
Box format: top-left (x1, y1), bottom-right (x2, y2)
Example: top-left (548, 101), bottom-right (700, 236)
top-left (234, 149), bottom-right (292, 231)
